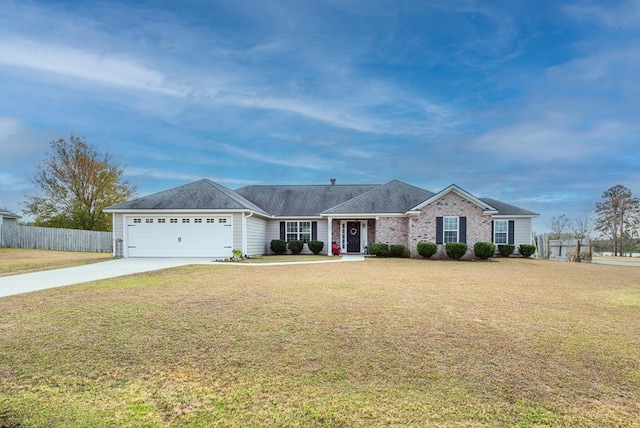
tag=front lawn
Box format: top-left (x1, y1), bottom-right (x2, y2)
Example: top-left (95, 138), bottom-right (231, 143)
top-left (0, 248), bottom-right (112, 277)
top-left (1, 258), bottom-right (638, 426)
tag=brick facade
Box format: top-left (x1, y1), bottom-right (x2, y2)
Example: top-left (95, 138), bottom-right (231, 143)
top-left (374, 217), bottom-right (409, 247)
top-left (408, 192), bottom-right (492, 258)
top-left (330, 193), bottom-right (497, 258)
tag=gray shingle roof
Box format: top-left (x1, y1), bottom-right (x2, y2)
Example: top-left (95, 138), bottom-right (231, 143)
top-left (106, 179), bottom-right (538, 218)
top-left (235, 184), bottom-right (379, 216)
top-left (323, 180), bottom-right (435, 214)
top-left (106, 179), bottom-right (269, 215)
top-left (0, 208), bottom-right (20, 219)
top-left (480, 198), bottom-right (539, 216)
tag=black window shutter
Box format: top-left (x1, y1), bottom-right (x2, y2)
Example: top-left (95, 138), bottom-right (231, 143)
top-left (508, 221), bottom-right (515, 245)
top-left (280, 222), bottom-right (285, 240)
top-left (459, 217), bottom-right (467, 243)
top-left (491, 221), bottom-right (495, 243)
top-left (436, 217), bottom-right (443, 244)
top-left (311, 221), bottom-right (317, 240)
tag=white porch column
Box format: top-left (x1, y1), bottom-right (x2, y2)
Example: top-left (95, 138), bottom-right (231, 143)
top-left (327, 217), bottom-right (333, 256)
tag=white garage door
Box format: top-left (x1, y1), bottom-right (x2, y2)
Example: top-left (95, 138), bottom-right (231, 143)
top-left (126, 215), bottom-right (233, 257)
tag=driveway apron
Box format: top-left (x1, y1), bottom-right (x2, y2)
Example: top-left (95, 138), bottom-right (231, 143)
top-left (0, 258), bottom-right (212, 298)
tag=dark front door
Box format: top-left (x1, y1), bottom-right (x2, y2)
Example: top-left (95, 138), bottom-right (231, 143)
top-left (346, 221), bottom-right (360, 253)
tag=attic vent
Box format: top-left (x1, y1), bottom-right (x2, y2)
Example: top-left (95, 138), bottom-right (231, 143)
top-left (330, 178), bottom-right (336, 185)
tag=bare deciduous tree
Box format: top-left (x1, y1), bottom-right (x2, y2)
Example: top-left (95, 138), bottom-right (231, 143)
top-left (594, 185), bottom-right (640, 256)
top-left (572, 211), bottom-right (593, 239)
top-left (550, 214), bottom-right (571, 239)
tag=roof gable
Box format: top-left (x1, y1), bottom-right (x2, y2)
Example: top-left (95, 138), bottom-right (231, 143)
top-left (323, 180), bottom-right (435, 215)
top-left (235, 184), bottom-right (378, 216)
top-left (479, 198), bottom-right (539, 217)
top-left (106, 179), bottom-right (269, 215)
top-left (410, 184), bottom-right (498, 213)
top-left (0, 208), bottom-right (21, 219)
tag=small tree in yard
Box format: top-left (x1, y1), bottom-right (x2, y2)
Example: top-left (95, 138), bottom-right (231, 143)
top-left (22, 134), bottom-right (135, 231)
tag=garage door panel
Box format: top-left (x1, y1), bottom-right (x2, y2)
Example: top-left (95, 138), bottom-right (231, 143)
top-left (126, 216), bottom-right (233, 257)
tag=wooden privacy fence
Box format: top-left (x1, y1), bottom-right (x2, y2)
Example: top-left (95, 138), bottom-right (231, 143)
top-left (0, 224), bottom-right (112, 253)
top-left (536, 235), bottom-right (591, 262)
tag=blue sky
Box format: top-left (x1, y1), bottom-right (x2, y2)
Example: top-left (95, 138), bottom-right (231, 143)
top-left (1, 0), bottom-right (638, 233)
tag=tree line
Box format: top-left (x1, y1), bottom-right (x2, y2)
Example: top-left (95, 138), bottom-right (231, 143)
top-left (549, 185), bottom-right (640, 256)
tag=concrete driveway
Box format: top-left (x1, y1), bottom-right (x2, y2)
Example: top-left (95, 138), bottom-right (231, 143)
top-left (0, 255), bottom-right (364, 298)
top-left (0, 258), bottom-right (213, 298)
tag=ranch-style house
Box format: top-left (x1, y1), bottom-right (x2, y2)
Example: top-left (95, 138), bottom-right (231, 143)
top-left (105, 179), bottom-right (538, 258)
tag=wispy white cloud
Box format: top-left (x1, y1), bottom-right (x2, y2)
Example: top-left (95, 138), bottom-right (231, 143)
top-left (469, 117), bottom-right (627, 162)
top-left (546, 47), bottom-right (640, 96)
top-left (210, 142), bottom-right (338, 171)
top-left (564, 1), bottom-right (640, 29)
top-left (0, 171), bottom-right (30, 191)
top-left (0, 117), bottom-right (49, 161)
top-left (0, 38), bottom-right (184, 96)
top-left (0, 117), bottom-right (22, 140)
top-left (126, 167), bottom-right (257, 186)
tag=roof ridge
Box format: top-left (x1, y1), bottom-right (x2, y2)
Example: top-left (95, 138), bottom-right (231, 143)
top-left (321, 182), bottom-right (387, 213)
top-left (203, 179), bottom-right (270, 215)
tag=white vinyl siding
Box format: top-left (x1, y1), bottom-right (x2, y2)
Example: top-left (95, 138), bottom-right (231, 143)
top-left (232, 213), bottom-right (243, 253)
top-left (245, 215), bottom-right (267, 256)
top-left (514, 218), bottom-right (533, 249)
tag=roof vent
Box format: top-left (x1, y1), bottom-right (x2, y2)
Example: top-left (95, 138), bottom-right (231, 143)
top-left (330, 178), bottom-right (336, 186)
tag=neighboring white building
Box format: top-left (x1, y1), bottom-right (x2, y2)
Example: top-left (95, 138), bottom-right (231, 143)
top-left (0, 208), bottom-right (21, 247)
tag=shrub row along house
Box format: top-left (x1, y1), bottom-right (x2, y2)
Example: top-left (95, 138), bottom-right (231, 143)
top-left (104, 179), bottom-right (538, 258)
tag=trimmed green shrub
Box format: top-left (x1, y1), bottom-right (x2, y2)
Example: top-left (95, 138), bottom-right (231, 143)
top-left (474, 242), bottom-right (496, 260)
top-left (519, 244), bottom-right (536, 258)
top-left (369, 243), bottom-right (389, 257)
top-left (446, 242), bottom-right (467, 260)
top-left (498, 244), bottom-right (515, 257)
top-left (307, 240), bottom-right (324, 255)
top-left (270, 239), bottom-right (287, 255)
top-left (287, 240), bottom-right (304, 255)
top-left (417, 241), bottom-right (437, 259)
top-left (389, 244), bottom-right (405, 258)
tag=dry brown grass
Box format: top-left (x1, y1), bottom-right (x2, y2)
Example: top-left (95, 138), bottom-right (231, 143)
top-left (0, 248), bottom-right (112, 277)
top-left (594, 255), bottom-right (640, 263)
top-left (1, 257), bottom-right (639, 426)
